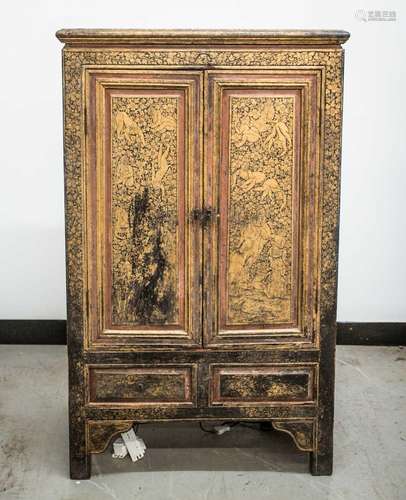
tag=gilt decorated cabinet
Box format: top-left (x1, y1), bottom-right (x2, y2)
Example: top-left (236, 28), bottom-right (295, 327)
top-left (56, 29), bottom-right (349, 478)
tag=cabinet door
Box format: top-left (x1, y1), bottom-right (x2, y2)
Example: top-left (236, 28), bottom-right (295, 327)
top-left (85, 70), bottom-right (202, 348)
top-left (204, 70), bottom-right (322, 347)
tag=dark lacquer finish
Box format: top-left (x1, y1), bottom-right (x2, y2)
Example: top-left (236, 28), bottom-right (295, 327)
top-left (57, 29), bottom-right (349, 479)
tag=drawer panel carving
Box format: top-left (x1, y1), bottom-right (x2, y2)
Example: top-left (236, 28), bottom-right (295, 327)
top-left (88, 365), bottom-right (197, 406)
top-left (209, 364), bottom-right (316, 406)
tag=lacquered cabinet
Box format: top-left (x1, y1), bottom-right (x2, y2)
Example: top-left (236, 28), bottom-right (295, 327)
top-left (57, 29), bottom-right (349, 478)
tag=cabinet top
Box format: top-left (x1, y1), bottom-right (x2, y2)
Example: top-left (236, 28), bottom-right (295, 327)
top-left (56, 29), bottom-right (350, 47)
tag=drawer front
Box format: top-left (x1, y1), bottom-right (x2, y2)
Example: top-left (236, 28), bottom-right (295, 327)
top-left (209, 364), bottom-right (316, 407)
top-left (88, 364), bottom-right (197, 407)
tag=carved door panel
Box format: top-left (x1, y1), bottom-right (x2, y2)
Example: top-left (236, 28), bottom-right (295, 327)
top-left (204, 70), bottom-right (322, 347)
top-left (85, 70), bottom-right (203, 348)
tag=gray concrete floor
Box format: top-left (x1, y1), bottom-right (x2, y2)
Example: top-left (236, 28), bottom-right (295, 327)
top-left (0, 346), bottom-right (405, 500)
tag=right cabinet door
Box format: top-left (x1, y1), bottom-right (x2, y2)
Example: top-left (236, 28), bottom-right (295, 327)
top-left (204, 70), bottom-right (323, 347)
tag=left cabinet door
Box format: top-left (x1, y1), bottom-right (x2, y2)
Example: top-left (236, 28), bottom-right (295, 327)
top-left (84, 70), bottom-right (203, 348)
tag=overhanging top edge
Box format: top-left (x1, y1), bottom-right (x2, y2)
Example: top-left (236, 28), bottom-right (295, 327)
top-left (55, 29), bottom-right (350, 46)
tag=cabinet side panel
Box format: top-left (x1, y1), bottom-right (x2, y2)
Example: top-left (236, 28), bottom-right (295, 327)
top-left (62, 48), bottom-right (89, 478)
top-left (311, 48), bottom-right (345, 475)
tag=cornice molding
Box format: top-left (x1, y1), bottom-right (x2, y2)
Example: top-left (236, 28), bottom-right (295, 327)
top-left (56, 29), bottom-right (350, 47)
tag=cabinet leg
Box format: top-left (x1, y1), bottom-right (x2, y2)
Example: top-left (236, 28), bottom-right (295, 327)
top-left (70, 452), bottom-right (91, 480)
top-left (310, 322), bottom-right (336, 476)
top-left (310, 449), bottom-right (333, 476)
top-left (309, 413), bottom-right (334, 476)
top-left (69, 418), bottom-right (91, 479)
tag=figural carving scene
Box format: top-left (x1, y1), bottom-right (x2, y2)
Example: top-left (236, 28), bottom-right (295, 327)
top-left (111, 96), bottom-right (179, 326)
top-left (110, 93), bottom-right (295, 328)
top-left (227, 96), bottom-right (294, 326)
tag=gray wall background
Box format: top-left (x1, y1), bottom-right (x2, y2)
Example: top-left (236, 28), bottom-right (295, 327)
top-left (0, 0), bottom-right (405, 321)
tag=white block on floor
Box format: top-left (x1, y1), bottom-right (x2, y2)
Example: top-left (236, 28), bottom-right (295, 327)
top-left (112, 437), bottom-right (128, 459)
top-left (121, 428), bottom-right (147, 462)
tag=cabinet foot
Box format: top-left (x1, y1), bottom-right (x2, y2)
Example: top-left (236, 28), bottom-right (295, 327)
top-left (70, 454), bottom-right (91, 480)
top-left (309, 451), bottom-right (333, 476)
top-left (69, 413), bottom-right (91, 479)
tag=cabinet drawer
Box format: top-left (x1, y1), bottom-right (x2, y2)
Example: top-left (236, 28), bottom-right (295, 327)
top-left (209, 364), bottom-right (316, 407)
top-left (87, 365), bottom-right (197, 407)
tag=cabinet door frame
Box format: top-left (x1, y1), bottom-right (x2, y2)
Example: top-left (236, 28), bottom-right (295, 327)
top-left (203, 69), bottom-right (324, 348)
top-left (84, 68), bottom-right (203, 349)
